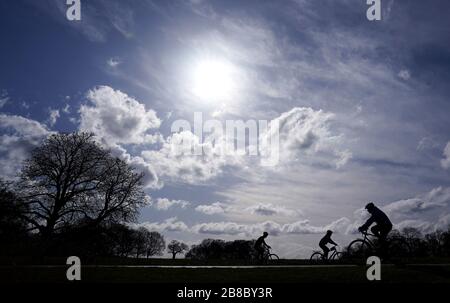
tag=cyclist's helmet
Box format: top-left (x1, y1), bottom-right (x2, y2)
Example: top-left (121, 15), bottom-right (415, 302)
top-left (365, 202), bottom-right (375, 211)
top-left (326, 230), bottom-right (333, 234)
top-left (263, 232), bottom-right (268, 236)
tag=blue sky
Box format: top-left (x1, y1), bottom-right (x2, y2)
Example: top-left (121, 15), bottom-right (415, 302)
top-left (1, 0), bottom-right (450, 258)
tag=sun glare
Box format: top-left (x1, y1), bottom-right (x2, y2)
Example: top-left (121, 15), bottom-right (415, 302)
top-left (192, 59), bottom-right (235, 102)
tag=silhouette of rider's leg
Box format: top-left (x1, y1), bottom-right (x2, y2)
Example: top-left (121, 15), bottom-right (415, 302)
top-left (257, 247), bottom-right (264, 264)
top-left (380, 224), bottom-right (392, 259)
top-left (371, 225), bottom-right (391, 259)
top-left (371, 225), bottom-right (384, 257)
top-left (319, 243), bottom-right (329, 260)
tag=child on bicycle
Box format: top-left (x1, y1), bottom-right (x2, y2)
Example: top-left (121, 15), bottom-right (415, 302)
top-left (319, 230), bottom-right (338, 259)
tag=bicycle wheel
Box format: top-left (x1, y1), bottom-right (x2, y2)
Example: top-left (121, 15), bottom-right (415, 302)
top-left (269, 253), bottom-right (279, 261)
top-left (331, 252), bottom-right (343, 261)
top-left (310, 252), bottom-right (323, 262)
top-left (347, 239), bottom-right (373, 260)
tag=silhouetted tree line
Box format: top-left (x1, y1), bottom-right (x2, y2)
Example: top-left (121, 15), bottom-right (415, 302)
top-left (186, 228), bottom-right (450, 261)
top-left (0, 132), bottom-right (165, 258)
top-left (186, 239), bottom-right (256, 260)
top-left (388, 227), bottom-right (450, 257)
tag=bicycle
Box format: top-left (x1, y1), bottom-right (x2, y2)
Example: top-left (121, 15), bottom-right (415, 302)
top-left (346, 230), bottom-right (410, 261)
top-left (253, 247), bottom-right (279, 264)
top-left (310, 246), bottom-right (342, 262)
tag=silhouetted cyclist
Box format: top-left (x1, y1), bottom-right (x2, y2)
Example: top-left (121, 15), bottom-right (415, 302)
top-left (319, 230), bottom-right (338, 259)
top-left (358, 202), bottom-right (393, 243)
top-left (254, 232), bottom-right (271, 261)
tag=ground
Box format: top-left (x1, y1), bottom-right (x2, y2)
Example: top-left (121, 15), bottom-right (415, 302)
top-left (1, 258), bottom-right (450, 283)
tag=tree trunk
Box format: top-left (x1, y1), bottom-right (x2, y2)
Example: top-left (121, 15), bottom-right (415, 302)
top-left (43, 218), bottom-right (56, 238)
top-left (172, 252), bottom-right (176, 259)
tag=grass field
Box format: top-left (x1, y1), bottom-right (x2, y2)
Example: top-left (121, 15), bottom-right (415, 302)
top-left (1, 262), bottom-right (450, 283)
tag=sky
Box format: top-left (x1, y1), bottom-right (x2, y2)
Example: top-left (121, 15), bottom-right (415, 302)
top-left (1, 0), bottom-right (450, 258)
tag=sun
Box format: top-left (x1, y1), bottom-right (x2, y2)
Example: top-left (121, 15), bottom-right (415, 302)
top-left (192, 59), bottom-right (235, 102)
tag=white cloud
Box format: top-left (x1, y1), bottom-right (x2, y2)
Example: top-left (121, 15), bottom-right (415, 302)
top-left (107, 143), bottom-right (161, 189)
top-left (260, 107), bottom-right (351, 168)
top-left (0, 114), bottom-right (49, 138)
top-left (191, 217), bottom-right (350, 236)
top-left (384, 197), bottom-right (443, 216)
top-left (79, 86), bottom-right (161, 145)
top-left (151, 198), bottom-right (190, 210)
top-left (384, 187), bottom-right (450, 219)
top-left (417, 136), bottom-right (440, 151)
top-left (133, 216), bottom-right (352, 237)
top-left (335, 149), bottom-right (352, 168)
top-left (282, 217), bottom-right (351, 235)
top-left (277, 107), bottom-right (334, 151)
top-left (441, 142), bottom-right (450, 169)
top-left (195, 202), bottom-right (228, 215)
top-left (195, 202), bottom-right (300, 217)
top-left (47, 108), bottom-right (60, 127)
top-left (142, 130), bottom-right (239, 184)
top-left (140, 107), bottom-right (350, 185)
top-left (436, 214), bottom-right (450, 230)
top-left (0, 90), bottom-right (9, 108)
top-left (192, 221), bottom-right (250, 235)
top-left (133, 217), bottom-right (189, 232)
top-left (0, 114), bottom-right (51, 179)
top-left (398, 69), bottom-right (411, 81)
top-left (107, 57), bottom-right (121, 68)
top-left (129, 156), bottom-right (161, 189)
top-left (395, 220), bottom-right (433, 233)
top-left (245, 203), bottom-right (299, 217)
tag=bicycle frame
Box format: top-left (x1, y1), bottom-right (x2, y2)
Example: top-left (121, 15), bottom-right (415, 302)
top-left (360, 231), bottom-right (377, 248)
top-left (257, 247), bottom-right (279, 263)
top-left (328, 246), bottom-right (338, 259)
top-left (263, 246), bottom-right (273, 258)
top-left (312, 245), bottom-right (340, 260)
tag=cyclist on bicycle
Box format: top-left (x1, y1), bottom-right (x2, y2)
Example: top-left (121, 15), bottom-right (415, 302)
top-left (254, 232), bottom-right (271, 261)
top-left (319, 230), bottom-right (338, 259)
top-left (358, 202), bottom-right (393, 242)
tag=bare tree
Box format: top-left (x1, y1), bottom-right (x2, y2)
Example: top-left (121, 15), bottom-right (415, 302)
top-left (142, 229), bottom-right (165, 258)
top-left (132, 227), bottom-right (166, 258)
top-left (167, 240), bottom-right (189, 259)
top-left (17, 132), bottom-right (145, 237)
